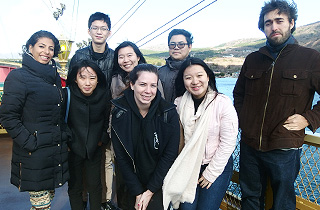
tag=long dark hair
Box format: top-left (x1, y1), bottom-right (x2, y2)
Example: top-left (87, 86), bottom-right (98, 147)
top-left (175, 57), bottom-right (218, 97)
top-left (66, 59), bottom-right (106, 89)
top-left (24, 30), bottom-right (60, 57)
top-left (113, 41), bottom-right (146, 81)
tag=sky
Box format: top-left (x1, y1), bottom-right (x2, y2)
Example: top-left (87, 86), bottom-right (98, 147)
top-left (0, 0), bottom-right (319, 58)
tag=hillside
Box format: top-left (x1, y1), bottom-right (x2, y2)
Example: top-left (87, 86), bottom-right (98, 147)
top-left (143, 21), bottom-right (320, 75)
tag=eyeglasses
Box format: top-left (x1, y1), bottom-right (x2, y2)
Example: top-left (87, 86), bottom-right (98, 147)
top-left (168, 42), bottom-right (188, 49)
top-left (90, 26), bottom-right (109, 32)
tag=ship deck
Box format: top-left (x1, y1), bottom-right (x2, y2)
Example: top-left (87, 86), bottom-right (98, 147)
top-left (0, 134), bottom-right (71, 209)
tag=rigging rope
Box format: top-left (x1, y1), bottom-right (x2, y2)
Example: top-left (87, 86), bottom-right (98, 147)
top-left (135, 0), bottom-right (206, 44)
top-left (137, 0), bottom-right (218, 48)
top-left (113, 0), bottom-right (142, 29)
top-left (71, 0), bottom-right (80, 40)
top-left (108, 0), bottom-right (147, 41)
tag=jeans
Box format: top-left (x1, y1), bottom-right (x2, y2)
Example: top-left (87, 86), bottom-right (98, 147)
top-left (239, 141), bottom-right (301, 210)
top-left (180, 157), bottom-right (233, 210)
top-left (68, 148), bottom-right (102, 210)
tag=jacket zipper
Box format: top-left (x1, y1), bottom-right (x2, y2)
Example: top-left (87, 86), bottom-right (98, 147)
top-left (259, 47), bottom-right (286, 150)
top-left (112, 126), bottom-right (137, 173)
top-left (18, 162), bottom-right (22, 191)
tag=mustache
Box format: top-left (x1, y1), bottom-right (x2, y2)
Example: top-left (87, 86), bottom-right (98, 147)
top-left (271, 31), bottom-right (282, 36)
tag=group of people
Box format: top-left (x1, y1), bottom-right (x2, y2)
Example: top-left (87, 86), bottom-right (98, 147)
top-left (1, 0), bottom-right (320, 210)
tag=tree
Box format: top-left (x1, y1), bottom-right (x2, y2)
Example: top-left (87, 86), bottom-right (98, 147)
top-left (76, 38), bottom-right (91, 49)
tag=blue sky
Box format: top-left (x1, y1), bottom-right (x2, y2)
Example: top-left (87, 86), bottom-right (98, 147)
top-left (0, 0), bottom-right (319, 58)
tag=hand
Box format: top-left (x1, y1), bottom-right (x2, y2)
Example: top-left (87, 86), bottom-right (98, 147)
top-left (198, 175), bottom-right (212, 189)
top-left (283, 114), bottom-right (309, 131)
top-left (135, 190), bottom-right (154, 210)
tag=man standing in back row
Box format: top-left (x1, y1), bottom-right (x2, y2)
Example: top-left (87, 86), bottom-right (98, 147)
top-left (158, 29), bottom-right (193, 103)
top-left (233, 0), bottom-right (320, 209)
top-left (68, 12), bottom-right (116, 210)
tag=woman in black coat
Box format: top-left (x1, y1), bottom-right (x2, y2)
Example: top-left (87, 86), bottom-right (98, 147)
top-left (111, 64), bottom-right (180, 210)
top-left (66, 60), bottom-right (109, 210)
top-left (0, 30), bottom-right (69, 209)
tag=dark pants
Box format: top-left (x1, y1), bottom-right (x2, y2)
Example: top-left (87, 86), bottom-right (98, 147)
top-left (68, 148), bottom-right (102, 210)
top-left (239, 141), bottom-right (301, 210)
top-left (179, 157), bottom-right (233, 210)
top-left (115, 159), bottom-right (130, 210)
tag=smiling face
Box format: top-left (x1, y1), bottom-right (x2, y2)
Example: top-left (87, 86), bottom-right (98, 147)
top-left (183, 64), bottom-right (209, 99)
top-left (118, 46), bottom-right (140, 73)
top-left (28, 37), bottom-right (55, 64)
top-left (75, 66), bottom-right (98, 96)
top-left (169, 34), bottom-right (192, 61)
top-left (130, 71), bottom-right (158, 109)
top-left (264, 9), bottom-right (294, 46)
top-left (88, 20), bottom-right (111, 45)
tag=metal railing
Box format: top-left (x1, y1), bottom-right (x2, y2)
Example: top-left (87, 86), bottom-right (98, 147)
top-left (220, 133), bottom-right (320, 210)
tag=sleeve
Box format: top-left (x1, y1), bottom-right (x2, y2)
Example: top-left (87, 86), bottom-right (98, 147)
top-left (0, 71), bottom-right (37, 152)
top-left (202, 97), bottom-right (238, 183)
top-left (60, 87), bottom-right (72, 143)
top-left (67, 54), bottom-right (78, 77)
top-left (301, 52), bottom-right (320, 132)
top-left (147, 109), bottom-right (180, 193)
top-left (102, 98), bottom-right (111, 145)
top-left (233, 59), bottom-right (248, 116)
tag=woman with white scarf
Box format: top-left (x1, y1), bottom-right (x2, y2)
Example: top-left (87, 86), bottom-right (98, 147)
top-left (163, 57), bottom-right (238, 210)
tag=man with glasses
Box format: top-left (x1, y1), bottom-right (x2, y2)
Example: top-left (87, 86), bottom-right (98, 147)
top-left (158, 29), bottom-right (193, 103)
top-left (68, 12), bottom-right (116, 210)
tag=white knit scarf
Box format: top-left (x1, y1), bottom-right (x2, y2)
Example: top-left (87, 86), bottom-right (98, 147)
top-left (162, 88), bottom-right (215, 209)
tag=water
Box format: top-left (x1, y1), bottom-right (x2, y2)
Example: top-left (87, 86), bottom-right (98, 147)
top-left (216, 77), bottom-right (320, 133)
top-left (216, 77), bottom-right (320, 202)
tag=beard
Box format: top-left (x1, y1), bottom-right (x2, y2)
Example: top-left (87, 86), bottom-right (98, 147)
top-left (266, 28), bottom-right (292, 46)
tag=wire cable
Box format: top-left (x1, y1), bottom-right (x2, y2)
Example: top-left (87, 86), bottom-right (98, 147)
top-left (108, 0), bottom-right (147, 41)
top-left (135, 0), bottom-right (206, 44)
top-left (138, 0), bottom-right (218, 48)
top-left (112, 0), bottom-right (142, 28)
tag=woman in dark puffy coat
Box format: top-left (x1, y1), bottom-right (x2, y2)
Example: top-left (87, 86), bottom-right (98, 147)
top-left (65, 59), bottom-right (109, 210)
top-left (0, 30), bottom-right (69, 209)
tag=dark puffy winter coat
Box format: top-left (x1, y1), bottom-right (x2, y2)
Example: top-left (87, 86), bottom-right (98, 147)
top-left (0, 53), bottom-right (69, 191)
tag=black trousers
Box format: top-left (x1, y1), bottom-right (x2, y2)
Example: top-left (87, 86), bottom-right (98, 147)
top-left (68, 148), bottom-right (102, 210)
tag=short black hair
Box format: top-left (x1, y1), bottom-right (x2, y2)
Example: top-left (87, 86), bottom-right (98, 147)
top-left (175, 57), bottom-right (218, 97)
top-left (168, 29), bottom-right (193, 46)
top-left (67, 59), bottom-right (106, 89)
top-left (258, 0), bottom-right (298, 33)
top-left (88, 12), bottom-right (111, 30)
top-left (25, 30), bottom-right (60, 57)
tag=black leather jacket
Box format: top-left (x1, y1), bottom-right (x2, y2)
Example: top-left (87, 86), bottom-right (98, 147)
top-left (69, 42), bottom-right (114, 92)
top-left (69, 42), bottom-right (114, 119)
